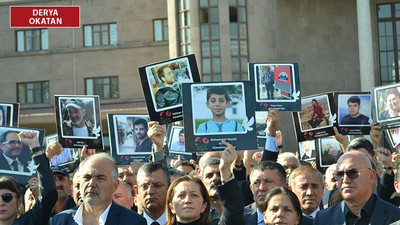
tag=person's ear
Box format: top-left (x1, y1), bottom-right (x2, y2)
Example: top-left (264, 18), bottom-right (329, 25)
top-left (201, 201), bottom-right (207, 213)
top-left (206, 101), bottom-right (210, 108)
top-left (395, 181), bottom-right (400, 194)
top-left (169, 202), bottom-right (176, 214)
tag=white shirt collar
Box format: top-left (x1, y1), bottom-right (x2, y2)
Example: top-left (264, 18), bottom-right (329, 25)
top-left (73, 202), bottom-right (113, 225)
top-left (304, 207), bottom-right (320, 219)
top-left (256, 209), bottom-right (264, 225)
top-left (143, 211), bottom-right (167, 225)
top-left (3, 154), bottom-right (21, 171)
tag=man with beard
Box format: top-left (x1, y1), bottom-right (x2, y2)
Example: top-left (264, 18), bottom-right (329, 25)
top-left (62, 99), bottom-right (95, 137)
top-left (133, 118), bottom-right (152, 152)
top-left (0, 130), bottom-right (30, 172)
top-left (380, 90), bottom-right (400, 120)
top-left (155, 65), bottom-right (182, 109)
top-left (51, 166), bottom-right (76, 217)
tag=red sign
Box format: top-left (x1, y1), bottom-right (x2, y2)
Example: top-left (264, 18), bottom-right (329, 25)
top-left (274, 66), bottom-right (292, 85)
top-left (10, 6), bottom-right (80, 28)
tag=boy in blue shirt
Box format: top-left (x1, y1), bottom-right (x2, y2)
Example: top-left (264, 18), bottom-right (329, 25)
top-left (197, 86), bottom-right (244, 133)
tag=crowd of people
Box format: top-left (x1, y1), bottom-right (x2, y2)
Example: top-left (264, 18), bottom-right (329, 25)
top-left (1, 108), bottom-right (400, 225)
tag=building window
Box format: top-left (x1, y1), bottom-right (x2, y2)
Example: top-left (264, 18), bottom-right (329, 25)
top-left (229, 0), bottom-right (248, 81)
top-left (85, 76), bottom-right (119, 99)
top-left (377, 3), bottom-right (400, 84)
top-left (154, 19), bottom-right (169, 42)
top-left (84, 23), bottom-right (117, 47)
top-left (179, 0), bottom-right (191, 55)
top-left (16, 29), bottom-right (48, 52)
top-left (17, 81), bottom-right (49, 104)
top-left (200, 0), bottom-right (221, 81)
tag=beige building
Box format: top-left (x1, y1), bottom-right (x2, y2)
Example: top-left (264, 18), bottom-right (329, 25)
top-left (0, 0), bottom-right (399, 150)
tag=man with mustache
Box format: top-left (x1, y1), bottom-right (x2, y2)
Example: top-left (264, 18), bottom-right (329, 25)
top-left (62, 99), bottom-right (95, 137)
top-left (0, 130), bottom-right (30, 172)
top-left (289, 165), bottom-right (324, 219)
top-left (51, 166), bottom-right (76, 217)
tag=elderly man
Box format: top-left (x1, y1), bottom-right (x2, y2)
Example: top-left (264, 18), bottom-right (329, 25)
top-left (277, 152), bottom-right (300, 178)
top-left (134, 162), bottom-right (170, 225)
top-left (51, 153), bottom-right (146, 225)
top-left (113, 182), bottom-right (134, 209)
top-left (314, 151), bottom-right (400, 224)
top-left (62, 99), bottom-right (95, 137)
top-left (289, 166), bottom-right (324, 219)
top-left (0, 130), bottom-right (30, 172)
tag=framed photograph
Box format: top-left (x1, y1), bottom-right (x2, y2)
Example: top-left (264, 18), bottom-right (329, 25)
top-left (298, 140), bottom-right (316, 162)
top-left (335, 92), bottom-right (371, 135)
top-left (46, 134), bottom-right (79, 168)
top-left (107, 114), bottom-right (153, 164)
top-left (55, 95), bottom-right (103, 149)
top-left (372, 83), bottom-right (400, 129)
top-left (138, 54), bottom-right (201, 124)
top-left (248, 62), bottom-right (301, 111)
top-left (166, 125), bottom-right (192, 160)
top-left (292, 93), bottom-right (336, 142)
top-left (386, 127), bottom-right (400, 150)
top-left (182, 81), bottom-right (257, 151)
top-left (316, 136), bottom-right (345, 168)
top-left (255, 111), bottom-right (268, 148)
top-left (0, 102), bottom-right (19, 127)
top-left (0, 127), bottom-right (45, 185)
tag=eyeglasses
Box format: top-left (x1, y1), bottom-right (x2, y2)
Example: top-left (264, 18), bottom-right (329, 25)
top-left (2, 140), bottom-right (22, 145)
top-left (334, 168), bottom-right (371, 181)
top-left (1, 193), bottom-right (16, 203)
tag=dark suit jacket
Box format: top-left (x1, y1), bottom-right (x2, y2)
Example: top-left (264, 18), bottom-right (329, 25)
top-left (50, 202), bottom-right (147, 225)
top-left (0, 154), bottom-right (29, 172)
top-left (314, 195), bottom-right (400, 225)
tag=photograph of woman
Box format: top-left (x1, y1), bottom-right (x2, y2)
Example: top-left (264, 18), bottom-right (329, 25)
top-left (308, 99), bottom-right (325, 128)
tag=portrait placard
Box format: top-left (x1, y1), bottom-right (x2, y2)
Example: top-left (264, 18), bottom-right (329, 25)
top-left (46, 134), bottom-right (79, 169)
top-left (386, 127), bottom-right (400, 151)
top-left (334, 92), bottom-right (371, 135)
top-left (316, 136), bottom-right (345, 169)
top-left (298, 140), bottom-right (316, 162)
top-left (55, 95), bottom-right (103, 149)
top-left (0, 102), bottom-right (19, 127)
top-left (107, 114), bottom-right (153, 164)
top-left (255, 111), bottom-right (268, 148)
top-left (182, 81), bottom-right (257, 152)
top-left (138, 54), bottom-right (201, 124)
top-left (293, 93), bottom-right (336, 142)
top-left (166, 125), bottom-right (192, 160)
top-left (372, 83), bottom-right (400, 130)
top-left (248, 62), bottom-right (301, 111)
top-left (0, 127), bottom-right (45, 185)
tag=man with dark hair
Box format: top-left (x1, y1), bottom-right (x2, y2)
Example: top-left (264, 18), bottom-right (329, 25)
top-left (262, 66), bottom-right (274, 100)
top-left (155, 65), bottom-right (182, 109)
top-left (133, 118), bottom-right (152, 152)
top-left (134, 162), bottom-right (170, 225)
top-left (170, 129), bottom-right (185, 152)
top-left (175, 161), bottom-right (195, 175)
top-left (380, 90), bottom-right (400, 120)
top-left (0, 130), bottom-right (30, 172)
top-left (62, 99), bottom-right (96, 137)
top-left (51, 166), bottom-right (76, 217)
top-left (341, 96), bottom-right (369, 125)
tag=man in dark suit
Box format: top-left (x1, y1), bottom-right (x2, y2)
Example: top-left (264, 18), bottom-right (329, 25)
top-left (314, 151), bottom-right (400, 225)
top-left (0, 130), bottom-right (30, 172)
top-left (51, 153), bottom-right (146, 225)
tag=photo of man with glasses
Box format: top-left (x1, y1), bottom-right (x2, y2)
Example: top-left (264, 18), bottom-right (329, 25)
top-left (0, 130), bottom-right (30, 172)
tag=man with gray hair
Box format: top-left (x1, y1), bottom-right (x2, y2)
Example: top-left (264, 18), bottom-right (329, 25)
top-left (113, 182), bottom-right (134, 209)
top-left (277, 152), bottom-right (300, 178)
top-left (51, 153), bottom-right (146, 225)
top-left (62, 99), bottom-right (96, 137)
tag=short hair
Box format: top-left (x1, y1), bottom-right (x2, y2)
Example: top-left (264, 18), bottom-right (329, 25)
top-left (166, 176), bottom-right (210, 225)
top-left (79, 152), bottom-right (118, 183)
top-left (206, 86), bottom-right (231, 102)
top-left (175, 161), bottom-right (196, 171)
top-left (157, 65), bottom-right (170, 80)
top-left (0, 176), bottom-right (23, 216)
top-left (200, 158), bottom-right (220, 179)
top-left (250, 161), bottom-right (287, 184)
top-left (346, 137), bottom-right (375, 158)
top-left (179, 129), bottom-right (184, 135)
top-left (277, 152), bottom-right (300, 166)
top-left (119, 181), bottom-right (133, 198)
top-left (0, 131), bottom-right (17, 144)
top-left (385, 90), bottom-right (399, 103)
top-left (347, 96), bottom-right (361, 105)
top-left (288, 166), bottom-right (324, 188)
top-left (133, 118), bottom-right (148, 130)
top-left (263, 187), bottom-right (302, 223)
top-left (168, 168), bottom-right (184, 177)
top-left (137, 162), bottom-right (170, 185)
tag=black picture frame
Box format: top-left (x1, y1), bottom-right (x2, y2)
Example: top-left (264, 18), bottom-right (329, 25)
top-left (166, 125), bottom-right (193, 160)
top-left (46, 134), bottom-right (79, 170)
top-left (372, 83), bottom-right (400, 130)
top-left (0, 102), bottom-right (19, 127)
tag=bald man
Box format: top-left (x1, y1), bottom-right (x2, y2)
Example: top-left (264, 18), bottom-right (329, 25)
top-left (314, 151), bottom-right (400, 225)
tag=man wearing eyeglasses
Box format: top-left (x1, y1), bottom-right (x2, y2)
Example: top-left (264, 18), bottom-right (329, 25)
top-left (313, 151), bottom-right (400, 225)
top-left (0, 131), bottom-right (30, 172)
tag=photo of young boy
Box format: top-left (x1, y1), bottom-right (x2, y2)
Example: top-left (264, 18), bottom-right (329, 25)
top-left (192, 84), bottom-right (245, 135)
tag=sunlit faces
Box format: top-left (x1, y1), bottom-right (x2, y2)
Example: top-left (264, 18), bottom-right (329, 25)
top-left (280, 158), bottom-right (299, 178)
top-left (291, 172), bottom-right (323, 215)
top-left (68, 107), bottom-right (85, 127)
top-left (0, 189), bottom-right (19, 224)
top-left (161, 67), bottom-right (176, 85)
top-left (206, 94), bottom-right (230, 118)
top-left (263, 194), bottom-right (300, 225)
top-left (80, 157), bottom-right (118, 207)
top-left (250, 169), bottom-right (285, 211)
top-left (177, 165), bottom-right (194, 176)
top-left (201, 164), bottom-right (220, 198)
top-left (53, 173), bottom-right (71, 200)
top-left (169, 181), bottom-right (207, 223)
top-left (113, 183), bottom-right (134, 209)
top-left (135, 169), bottom-right (168, 213)
top-left (118, 166), bottom-right (136, 187)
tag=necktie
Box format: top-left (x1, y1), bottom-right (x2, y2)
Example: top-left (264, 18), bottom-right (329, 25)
top-left (11, 160), bottom-right (18, 171)
top-left (151, 222), bottom-right (160, 225)
top-left (217, 123), bottom-right (223, 132)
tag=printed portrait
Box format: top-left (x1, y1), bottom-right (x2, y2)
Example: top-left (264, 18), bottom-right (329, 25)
top-left (298, 95), bottom-right (332, 132)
